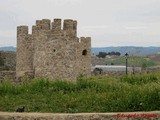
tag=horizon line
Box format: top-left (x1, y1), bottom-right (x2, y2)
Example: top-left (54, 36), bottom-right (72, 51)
top-left (0, 45), bottom-right (160, 48)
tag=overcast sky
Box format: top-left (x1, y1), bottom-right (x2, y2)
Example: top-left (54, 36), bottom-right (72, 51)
top-left (0, 0), bottom-right (160, 47)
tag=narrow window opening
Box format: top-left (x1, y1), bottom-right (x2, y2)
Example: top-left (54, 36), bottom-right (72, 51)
top-left (82, 49), bottom-right (87, 56)
top-left (53, 49), bottom-right (56, 52)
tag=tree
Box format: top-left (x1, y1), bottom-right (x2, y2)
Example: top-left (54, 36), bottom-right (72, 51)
top-left (108, 51), bottom-right (121, 56)
top-left (115, 52), bottom-right (121, 56)
top-left (96, 52), bottom-right (107, 58)
top-left (96, 51), bottom-right (121, 58)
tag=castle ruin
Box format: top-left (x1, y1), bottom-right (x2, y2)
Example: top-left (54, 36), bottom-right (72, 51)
top-left (16, 18), bottom-right (91, 81)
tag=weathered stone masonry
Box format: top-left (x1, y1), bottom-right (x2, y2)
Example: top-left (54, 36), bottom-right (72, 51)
top-left (16, 19), bottom-right (91, 81)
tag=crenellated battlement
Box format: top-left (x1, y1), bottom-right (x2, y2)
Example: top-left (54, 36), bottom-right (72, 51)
top-left (16, 18), bottom-right (91, 81)
top-left (79, 37), bottom-right (91, 43)
top-left (22, 18), bottom-right (77, 38)
top-left (17, 26), bottom-right (28, 35)
top-left (52, 19), bottom-right (61, 30)
top-left (18, 19), bottom-right (78, 36)
top-left (35, 19), bottom-right (51, 30)
top-left (63, 19), bottom-right (74, 30)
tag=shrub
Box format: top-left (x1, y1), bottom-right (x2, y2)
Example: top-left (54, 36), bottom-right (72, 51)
top-left (0, 74), bottom-right (159, 112)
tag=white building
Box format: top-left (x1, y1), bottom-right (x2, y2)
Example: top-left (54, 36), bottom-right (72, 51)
top-left (92, 65), bottom-right (141, 72)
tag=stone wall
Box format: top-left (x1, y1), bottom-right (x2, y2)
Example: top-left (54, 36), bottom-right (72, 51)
top-left (16, 26), bottom-right (33, 78)
top-left (0, 111), bottom-right (159, 120)
top-left (16, 18), bottom-right (91, 81)
top-left (0, 51), bottom-right (16, 71)
top-left (0, 71), bottom-right (15, 81)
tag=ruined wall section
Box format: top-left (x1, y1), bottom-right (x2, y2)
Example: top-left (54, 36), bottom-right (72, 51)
top-left (16, 18), bottom-right (91, 81)
top-left (63, 19), bottom-right (77, 38)
top-left (16, 26), bottom-right (33, 78)
top-left (32, 19), bottom-right (78, 80)
top-left (81, 37), bottom-right (91, 76)
top-left (76, 37), bottom-right (91, 76)
top-left (32, 19), bottom-right (51, 78)
top-left (61, 19), bottom-right (78, 80)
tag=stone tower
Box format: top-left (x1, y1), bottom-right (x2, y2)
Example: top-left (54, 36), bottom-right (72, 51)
top-left (16, 18), bottom-right (91, 81)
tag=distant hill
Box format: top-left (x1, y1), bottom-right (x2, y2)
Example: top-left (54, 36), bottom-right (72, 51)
top-left (1, 46), bottom-right (160, 56)
top-left (0, 46), bottom-right (16, 51)
top-left (92, 46), bottom-right (160, 56)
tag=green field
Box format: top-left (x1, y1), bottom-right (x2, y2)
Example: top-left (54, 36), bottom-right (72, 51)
top-left (0, 74), bottom-right (160, 113)
top-left (106, 56), bottom-right (156, 67)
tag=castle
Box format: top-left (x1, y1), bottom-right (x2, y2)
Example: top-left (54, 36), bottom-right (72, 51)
top-left (16, 18), bottom-right (91, 81)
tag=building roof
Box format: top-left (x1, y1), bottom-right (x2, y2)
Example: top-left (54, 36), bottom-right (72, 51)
top-left (92, 65), bottom-right (141, 72)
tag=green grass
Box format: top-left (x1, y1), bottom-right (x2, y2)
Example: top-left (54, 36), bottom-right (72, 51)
top-left (0, 74), bottom-right (160, 113)
top-left (107, 56), bottom-right (156, 67)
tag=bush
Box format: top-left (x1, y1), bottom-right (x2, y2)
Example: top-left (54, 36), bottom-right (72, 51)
top-left (0, 74), bottom-right (159, 112)
top-left (120, 74), bottom-right (159, 85)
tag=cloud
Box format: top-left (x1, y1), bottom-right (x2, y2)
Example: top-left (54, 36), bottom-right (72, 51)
top-left (125, 26), bottom-right (147, 30)
top-left (0, 0), bottom-right (160, 47)
top-left (47, 0), bottom-right (83, 6)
